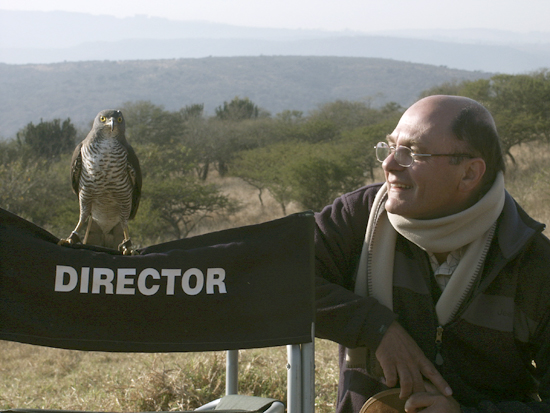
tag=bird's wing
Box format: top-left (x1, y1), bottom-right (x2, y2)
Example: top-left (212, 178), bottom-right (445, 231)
top-left (70, 141), bottom-right (84, 195)
top-left (125, 144), bottom-right (142, 220)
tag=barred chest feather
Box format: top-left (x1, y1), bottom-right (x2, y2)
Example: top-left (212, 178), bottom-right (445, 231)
top-left (79, 137), bottom-right (134, 233)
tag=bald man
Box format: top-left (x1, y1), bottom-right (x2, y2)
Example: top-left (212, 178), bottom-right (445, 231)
top-left (315, 96), bottom-right (550, 412)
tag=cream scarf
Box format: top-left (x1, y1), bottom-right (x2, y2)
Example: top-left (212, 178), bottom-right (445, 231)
top-left (347, 172), bottom-right (505, 368)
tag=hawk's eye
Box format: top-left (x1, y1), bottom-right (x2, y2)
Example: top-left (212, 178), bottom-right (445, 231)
top-left (117, 117), bottom-right (123, 123)
top-left (100, 116), bottom-right (106, 122)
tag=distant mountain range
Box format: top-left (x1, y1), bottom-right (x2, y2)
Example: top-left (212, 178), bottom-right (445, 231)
top-left (1, 10), bottom-right (550, 74)
top-left (0, 56), bottom-right (492, 139)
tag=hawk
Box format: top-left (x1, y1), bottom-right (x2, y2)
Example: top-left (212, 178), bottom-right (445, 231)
top-left (59, 109), bottom-right (142, 254)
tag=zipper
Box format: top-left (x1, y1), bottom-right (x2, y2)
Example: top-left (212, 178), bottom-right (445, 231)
top-left (435, 325), bottom-right (444, 365)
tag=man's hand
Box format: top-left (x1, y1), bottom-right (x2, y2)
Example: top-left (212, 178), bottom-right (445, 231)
top-left (405, 382), bottom-right (461, 413)
top-left (375, 321), bottom-right (452, 399)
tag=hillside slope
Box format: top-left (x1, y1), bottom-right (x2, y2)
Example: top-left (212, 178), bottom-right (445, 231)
top-left (0, 56), bottom-right (491, 139)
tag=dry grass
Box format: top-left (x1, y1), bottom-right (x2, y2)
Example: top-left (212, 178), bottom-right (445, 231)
top-left (0, 340), bottom-right (339, 412)
top-left (3, 142), bottom-right (549, 412)
top-left (505, 141), bottom-right (550, 234)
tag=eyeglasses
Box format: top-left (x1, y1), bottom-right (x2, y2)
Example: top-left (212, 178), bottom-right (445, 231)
top-left (374, 142), bottom-right (474, 167)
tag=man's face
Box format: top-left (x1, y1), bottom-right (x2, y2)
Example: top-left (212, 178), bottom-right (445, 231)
top-left (382, 99), bottom-right (473, 220)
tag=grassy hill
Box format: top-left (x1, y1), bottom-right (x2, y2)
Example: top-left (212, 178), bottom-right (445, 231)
top-left (0, 56), bottom-right (491, 139)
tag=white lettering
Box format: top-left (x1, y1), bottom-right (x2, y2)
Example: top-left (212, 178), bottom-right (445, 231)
top-left (162, 269), bottom-right (181, 295)
top-left (116, 268), bottom-right (136, 295)
top-left (207, 268), bottom-right (226, 294)
top-left (80, 267), bottom-right (90, 293)
top-left (53, 266), bottom-right (227, 296)
top-left (138, 268), bottom-right (160, 296)
top-left (182, 268), bottom-right (204, 296)
top-left (92, 268), bottom-right (115, 294)
top-left (55, 265), bottom-right (78, 292)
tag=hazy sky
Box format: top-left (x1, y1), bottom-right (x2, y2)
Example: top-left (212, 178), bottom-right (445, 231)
top-left (0, 0), bottom-right (548, 33)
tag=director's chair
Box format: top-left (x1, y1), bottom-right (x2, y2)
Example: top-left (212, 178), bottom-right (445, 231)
top-left (0, 208), bottom-right (315, 413)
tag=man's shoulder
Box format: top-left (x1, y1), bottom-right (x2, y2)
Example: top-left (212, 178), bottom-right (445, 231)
top-left (498, 194), bottom-right (550, 306)
top-left (497, 192), bottom-right (547, 257)
top-left (315, 183), bottom-right (384, 237)
top-left (340, 182), bottom-right (384, 208)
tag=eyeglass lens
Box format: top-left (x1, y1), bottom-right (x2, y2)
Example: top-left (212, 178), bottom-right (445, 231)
top-left (375, 142), bottom-right (413, 166)
top-left (375, 142), bottom-right (390, 162)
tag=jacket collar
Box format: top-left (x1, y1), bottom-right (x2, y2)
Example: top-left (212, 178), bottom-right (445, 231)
top-left (497, 191), bottom-right (546, 259)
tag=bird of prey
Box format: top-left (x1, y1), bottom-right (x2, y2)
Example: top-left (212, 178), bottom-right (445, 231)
top-left (59, 109), bottom-right (142, 254)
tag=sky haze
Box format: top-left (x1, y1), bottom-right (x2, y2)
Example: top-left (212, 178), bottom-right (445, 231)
top-left (0, 0), bottom-right (548, 33)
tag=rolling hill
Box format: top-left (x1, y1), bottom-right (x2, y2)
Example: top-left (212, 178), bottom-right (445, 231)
top-left (0, 56), bottom-right (492, 139)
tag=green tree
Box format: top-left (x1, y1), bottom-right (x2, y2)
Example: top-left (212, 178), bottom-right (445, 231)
top-left (295, 119), bottom-right (339, 143)
top-left (215, 97), bottom-right (267, 121)
top-left (379, 101), bottom-right (404, 117)
top-left (276, 110), bottom-right (303, 123)
top-left (184, 118), bottom-right (275, 181)
top-left (309, 100), bottom-right (382, 131)
top-left (134, 142), bottom-right (236, 242)
top-left (180, 118), bottom-right (230, 180)
top-left (295, 100), bottom-right (403, 144)
top-left (140, 175), bottom-right (234, 241)
top-left (232, 143), bottom-right (297, 215)
top-left (0, 154), bottom-right (77, 233)
top-left (0, 139), bottom-right (20, 165)
top-left (122, 101), bottom-right (182, 146)
top-left (180, 103), bottom-right (205, 121)
top-left (231, 146), bottom-right (272, 207)
top-left (233, 140), bottom-right (365, 213)
top-left (418, 81), bottom-right (464, 99)
top-left (459, 72), bottom-right (550, 162)
top-left (137, 142), bottom-right (195, 178)
top-left (16, 118), bottom-right (77, 160)
top-left (341, 118), bottom-right (401, 180)
top-left (289, 143), bottom-right (364, 211)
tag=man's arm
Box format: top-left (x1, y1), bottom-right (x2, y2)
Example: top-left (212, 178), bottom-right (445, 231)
top-left (314, 184), bottom-right (397, 349)
top-left (314, 185), bottom-right (451, 396)
top-left (375, 321), bottom-right (452, 399)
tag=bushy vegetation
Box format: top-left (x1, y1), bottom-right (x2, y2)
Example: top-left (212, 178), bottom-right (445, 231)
top-left (2, 70), bottom-right (550, 411)
top-left (0, 97), bottom-right (403, 245)
top-left (4, 70), bottom-right (550, 245)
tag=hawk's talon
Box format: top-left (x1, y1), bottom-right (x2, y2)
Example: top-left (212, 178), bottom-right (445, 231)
top-left (58, 231), bottom-right (82, 246)
top-left (119, 238), bottom-right (134, 255)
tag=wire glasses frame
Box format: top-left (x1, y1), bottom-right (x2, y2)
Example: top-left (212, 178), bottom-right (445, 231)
top-left (374, 142), bottom-right (474, 167)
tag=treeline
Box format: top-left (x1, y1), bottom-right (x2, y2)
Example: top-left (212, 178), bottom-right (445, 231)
top-left (2, 70), bottom-right (550, 247)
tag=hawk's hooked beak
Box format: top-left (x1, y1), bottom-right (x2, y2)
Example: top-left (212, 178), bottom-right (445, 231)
top-left (106, 117), bottom-right (115, 132)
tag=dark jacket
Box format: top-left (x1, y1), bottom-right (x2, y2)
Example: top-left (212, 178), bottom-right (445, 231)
top-left (315, 183), bottom-right (550, 412)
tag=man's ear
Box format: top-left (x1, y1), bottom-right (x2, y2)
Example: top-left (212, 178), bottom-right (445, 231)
top-left (459, 158), bottom-right (486, 193)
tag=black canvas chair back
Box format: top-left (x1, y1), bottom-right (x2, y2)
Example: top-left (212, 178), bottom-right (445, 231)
top-left (0, 208), bottom-right (315, 413)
